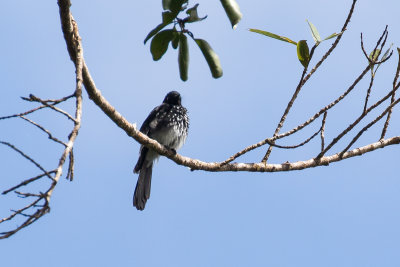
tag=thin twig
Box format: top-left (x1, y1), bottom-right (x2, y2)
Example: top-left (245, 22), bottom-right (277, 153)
top-left (0, 199), bottom-right (49, 238)
top-left (341, 97), bottom-right (400, 156)
top-left (15, 191), bottom-right (43, 198)
top-left (320, 112), bottom-right (327, 151)
top-left (268, 127), bottom-right (321, 149)
top-left (2, 171), bottom-right (56, 195)
top-left (21, 93), bottom-right (75, 104)
top-left (262, 63), bottom-right (309, 162)
top-left (360, 27), bottom-right (391, 114)
top-left (317, 81), bottom-right (400, 158)
top-left (66, 148), bottom-right (74, 181)
top-left (222, 64), bottom-right (371, 165)
top-left (10, 211), bottom-right (31, 218)
top-left (26, 94), bottom-right (76, 122)
top-left (363, 74), bottom-right (375, 114)
top-left (0, 1), bottom-right (83, 239)
top-left (0, 93), bottom-right (75, 120)
top-left (305, 0), bottom-right (357, 80)
top-left (19, 116), bottom-right (67, 146)
top-left (360, 27), bottom-right (392, 114)
top-left (0, 197), bottom-right (44, 224)
top-left (381, 50), bottom-right (400, 139)
top-left (262, 0), bottom-right (358, 163)
top-left (360, 26), bottom-right (388, 64)
top-left (0, 105), bottom-right (47, 120)
top-left (380, 86), bottom-right (396, 139)
top-left (219, 138), bottom-right (274, 166)
top-left (0, 141), bottom-right (54, 181)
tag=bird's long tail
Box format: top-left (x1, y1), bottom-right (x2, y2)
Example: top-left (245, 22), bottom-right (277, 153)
top-left (133, 161), bottom-right (153, 210)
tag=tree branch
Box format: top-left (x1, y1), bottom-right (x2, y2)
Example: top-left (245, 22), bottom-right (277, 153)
top-left (381, 50), bottom-right (400, 139)
top-left (56, 0), bottom-right (400, 176)
top-left (262, 0), bottom-right (358, 162)
top-left (0, 2), bottom-right (83, 238)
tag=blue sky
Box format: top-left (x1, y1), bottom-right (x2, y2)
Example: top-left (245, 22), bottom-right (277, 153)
top-left (1, 0), bottom-right (400, 266)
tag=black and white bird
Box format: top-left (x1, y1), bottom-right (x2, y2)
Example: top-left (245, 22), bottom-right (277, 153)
top-left (133, 91), bottom-right (189, 210)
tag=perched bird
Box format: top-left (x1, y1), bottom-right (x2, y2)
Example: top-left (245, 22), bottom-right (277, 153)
top-left (133, 91), bottom-right (189, 210)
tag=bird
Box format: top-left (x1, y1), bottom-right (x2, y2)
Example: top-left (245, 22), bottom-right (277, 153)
top-left (133, 91), bottom-right (189, 210)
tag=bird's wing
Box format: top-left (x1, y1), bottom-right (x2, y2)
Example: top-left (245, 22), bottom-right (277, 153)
top-left (139, 103), bottom-right (172, 136)
top-left (134, 105), bottom-right (164, 173)
top-left (139, 105), bottom-right (161, 135)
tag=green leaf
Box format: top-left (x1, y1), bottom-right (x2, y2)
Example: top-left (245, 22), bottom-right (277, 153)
top-left (178, 33), bottom-right (189, 81)
top-left (368, 48), bottom-right (381, 76)
top-left (169, 0), bottom-right (188, 13)
top-left (322, 32), bottom-right (342, 41)
top-left (375, 43), bottom-right (393, 73)
top-left (306, 20), bottom-right (321, 44)
top-left (171, 30), bottom-right (179, 49)
top-left (297, 40), bottom-right (310, 67)
top-left (220, 0), bottom-right (242, 29)
top-left (144, 11), bottom-right (176, 44)
top-left (380, 44), bottom-right (392, 62)
top-left (249, 28), bottom-right (297, 45)
top-left (145, 0), bottom-right (190, 44)
top-left (150, 30), bottom-right (174, 61)
top-left (195, 39), bottom-right (223, 79)
top-left (185, 4), bottom-right (208, 23)
top-left (162, 0), bottom-right (171, 10)
top-left (369, 49), bottom-right (381, 62)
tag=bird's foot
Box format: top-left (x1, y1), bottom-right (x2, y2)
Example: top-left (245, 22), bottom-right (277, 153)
top-left (167, 147), bottom-right (177, 155)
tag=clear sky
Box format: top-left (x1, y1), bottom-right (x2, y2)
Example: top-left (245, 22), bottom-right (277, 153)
top-left (1, 0), bottom-right (400, 266)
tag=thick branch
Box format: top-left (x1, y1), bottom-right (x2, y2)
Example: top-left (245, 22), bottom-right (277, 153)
top-left (0, 3), bottom-right (83, 239)
top-left (57, 0), bottom-right (399, 176)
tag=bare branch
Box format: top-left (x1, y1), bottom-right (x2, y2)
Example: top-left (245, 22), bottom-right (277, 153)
top-left (305, 0), bottom-right (357, 79)
top-left (0, 93), bottom-right (74, 120)
top-left (0, 1), bottom-right (83, 238)
top-left (192, 136), bottom-right (400, 173)
top-left (2, 171), bottom-right (56, 195)
top-left (0, 105), bottom-right (48, 120)
top-left (317, 80), bottom-right (400, 159)
top-left (341, 97), bottom-right (400, 156)
top-left (360, 27), bottom-right (387, 64)
top-left (15, 191), bottom-right (44, 198)
top-left (363, 74), bottom-right (375, 114)
top-left (45, 7), bottom-right (83, 207)
top-left (320, 112), bottom-right (327, 152)
top-left (222, 64), bottom-right (371, 165)
top-left (262, 0), bottom-right (358, 163)
top-left (55, 0), bottom-right (400, 178)
top-left (0, 197), bottom-right (45, 224)
top-left (19, 116), bottom-right (67, 147)
top-left (272, 128), bottom-right (321, 149)
top-left (381, 50), bottom-right (400, 139)
top-left (0, 198), bottom-right (49, 238)
top-left (66, 149), bottom-right (75, 181)
top-left (0, 141), bottom-right (54, 181)
top-left (25, 94), bottom-right (76, 122)
top-left (262, 59), bottom-right (310, 162)
top-left (21, 93), bottom-right (76, 104)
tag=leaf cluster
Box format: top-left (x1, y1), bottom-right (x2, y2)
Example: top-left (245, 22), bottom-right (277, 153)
top-left (145, 0), bottom-right (228, 81)
top-left (249, 20), bottom-right (341, 68)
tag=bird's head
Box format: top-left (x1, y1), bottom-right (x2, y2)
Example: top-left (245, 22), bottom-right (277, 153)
top-left (163, 91), bottom-right (182, 105)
